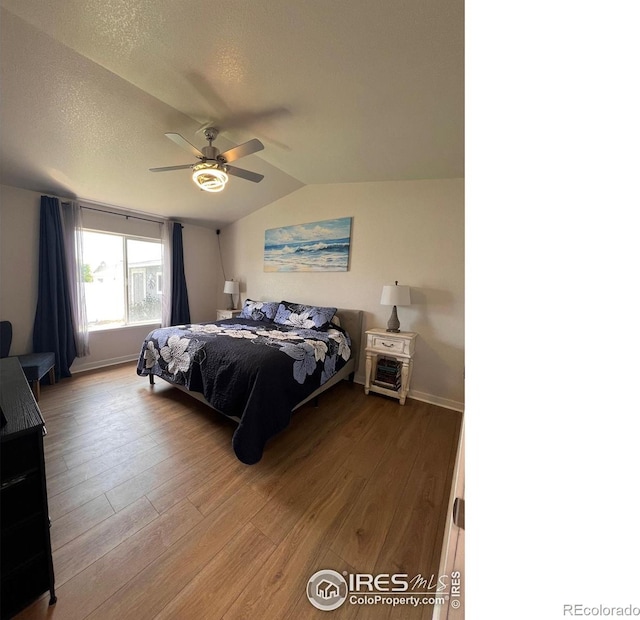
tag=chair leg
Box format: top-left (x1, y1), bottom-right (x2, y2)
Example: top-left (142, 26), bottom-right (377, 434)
top-left (48, 366), bottom-right (56, 384)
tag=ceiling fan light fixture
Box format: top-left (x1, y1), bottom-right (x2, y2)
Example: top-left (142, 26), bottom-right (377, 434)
top-left (192, 162), bottom-right (229, 193)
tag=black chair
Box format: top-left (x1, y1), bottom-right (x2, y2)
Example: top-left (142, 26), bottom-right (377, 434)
top-left (0, 321), bottom-right (56, 401)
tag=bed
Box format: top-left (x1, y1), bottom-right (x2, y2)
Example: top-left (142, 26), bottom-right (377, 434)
top-left (136, 302), bottom-right (363, 464)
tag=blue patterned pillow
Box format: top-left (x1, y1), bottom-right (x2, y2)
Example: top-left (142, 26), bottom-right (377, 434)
top-left (274, 301), bottom-right (337, 330)
top-left (238, 299), bottom-right (279, 322)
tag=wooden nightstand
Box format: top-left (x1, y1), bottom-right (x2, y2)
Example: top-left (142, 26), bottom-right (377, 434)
top-left (216, 309), bottom-right (242, 321)
top-left (364, 328), bottom-right (417, 405)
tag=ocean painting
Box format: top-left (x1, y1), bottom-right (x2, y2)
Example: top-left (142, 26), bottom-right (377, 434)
top-left (264, 217), bottom-right (352, 272)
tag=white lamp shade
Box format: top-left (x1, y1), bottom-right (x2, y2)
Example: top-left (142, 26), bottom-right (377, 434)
top-left (380, 284), bottom-right (411, 306)
top-left (223, 280), bottom-right (240, 295)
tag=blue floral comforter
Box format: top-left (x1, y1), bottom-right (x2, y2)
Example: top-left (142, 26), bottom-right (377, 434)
top-left (136, 318), bottom-right (352, 464)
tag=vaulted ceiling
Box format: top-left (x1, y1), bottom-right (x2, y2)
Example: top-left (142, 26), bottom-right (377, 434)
top-left (0, 0), bottom-right (464, 227)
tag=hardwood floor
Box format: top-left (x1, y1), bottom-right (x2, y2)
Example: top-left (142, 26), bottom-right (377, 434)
top-left (14, 363), bottom-right (462, 620)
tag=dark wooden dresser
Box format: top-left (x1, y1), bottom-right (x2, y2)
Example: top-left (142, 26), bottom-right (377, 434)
top-left (1, 357), bottom-right (56, 619)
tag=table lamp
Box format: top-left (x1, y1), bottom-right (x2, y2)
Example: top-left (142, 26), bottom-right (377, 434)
top-left (380, 281), bottom-right (411, 332)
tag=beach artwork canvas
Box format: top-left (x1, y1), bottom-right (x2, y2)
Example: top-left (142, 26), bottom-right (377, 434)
top-left (264, 217), bottom-right (352, 272)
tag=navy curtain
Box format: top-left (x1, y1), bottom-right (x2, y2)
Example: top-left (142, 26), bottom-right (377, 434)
top-left (170, 223), bottom-right (191, 325)
top-left (33, 196), bottom-right (77, 380)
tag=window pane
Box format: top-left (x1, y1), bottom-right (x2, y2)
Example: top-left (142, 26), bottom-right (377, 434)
top-left (82, 231), bottom-right (125, 329)
top-left (127, 238), bottom-right (162, 323)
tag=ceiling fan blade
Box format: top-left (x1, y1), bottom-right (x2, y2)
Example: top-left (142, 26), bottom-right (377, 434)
top-left (186, 72), bottom-right (290, 129)
top-left (165, 133), bottom-right (203, 158)
top-left (197, 107), bottom-right (291, 135)
top-left (149, 164), bottom-right (194, 172)
top-left (219, 138), bottom-right (264, 163)
top-left (225, 165), bottom-right (264, 183)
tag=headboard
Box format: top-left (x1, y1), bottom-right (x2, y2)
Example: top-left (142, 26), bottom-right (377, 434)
top-left (334, 309), bottom-right (364, 373)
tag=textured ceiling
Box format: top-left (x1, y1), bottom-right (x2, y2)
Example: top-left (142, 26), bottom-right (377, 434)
top-left (0, 0), bottom-right (464, 227)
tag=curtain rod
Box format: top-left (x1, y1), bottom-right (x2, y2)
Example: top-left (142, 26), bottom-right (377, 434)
top-left (79, 204), bottom-right (166, 225)
top-left (48, 194), bottom-right (172, 226)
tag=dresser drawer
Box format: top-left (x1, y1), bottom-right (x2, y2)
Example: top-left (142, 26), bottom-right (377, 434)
top-left (1, 554), bottom-right (50, 620)
top-left (368, 334), bottom-right (410, 355)
top-left (1, 472), bottom-right (43, 528)
top-left (1, 514), bottom-right (47, 571)
top-left (1, 433), bottom-right (40, 482)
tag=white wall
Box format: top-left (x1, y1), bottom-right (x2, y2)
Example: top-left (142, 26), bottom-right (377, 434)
top-left (219, 179), bottom-right (465, 410)
top-left (0, 184), bottom-right (40, 356)
top-left (0, 184), bottom-right (219, 371)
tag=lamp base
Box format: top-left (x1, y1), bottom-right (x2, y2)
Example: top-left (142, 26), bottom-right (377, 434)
top-left (386, 306), bottom-right (401, 333)
top-left (227, 294), bottom-right (235, 311)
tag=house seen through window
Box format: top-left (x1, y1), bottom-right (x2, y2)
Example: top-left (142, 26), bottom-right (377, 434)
top-left (82, 230), bottom-right (162, 329)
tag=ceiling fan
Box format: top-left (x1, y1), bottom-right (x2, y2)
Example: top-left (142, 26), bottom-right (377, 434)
top-left (150, 127), bottom-right (264, 193)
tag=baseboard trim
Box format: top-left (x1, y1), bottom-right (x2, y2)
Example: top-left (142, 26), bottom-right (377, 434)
top-left (71, 355), bottom-right (138, 374)
top-left (409, 390), bottom-right (465, 413)
top-left (352, 374), bottom-right (464, 413)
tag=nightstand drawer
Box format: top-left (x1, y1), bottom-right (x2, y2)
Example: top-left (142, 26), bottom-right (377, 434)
top-left (368, 334), bottom-right (410, 355)
top-left (216, 309), bottom-right (241, 321)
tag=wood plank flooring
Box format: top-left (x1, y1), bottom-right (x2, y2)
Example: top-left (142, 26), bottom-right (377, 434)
top-left (13, 363), bottom-right (462, 620)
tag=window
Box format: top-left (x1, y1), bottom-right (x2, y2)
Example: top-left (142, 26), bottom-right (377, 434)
top-left (82, 230), bottom-right (162, 330)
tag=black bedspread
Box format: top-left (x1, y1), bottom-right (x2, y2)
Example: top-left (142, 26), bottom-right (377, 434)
top-left (136, 318), bottom-right (352, 464)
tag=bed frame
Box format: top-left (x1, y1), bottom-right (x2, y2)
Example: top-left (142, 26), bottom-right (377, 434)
top-left (148, 308), bottom-right (364, 420)
top-left (293, 308), bottom-right (363, 410)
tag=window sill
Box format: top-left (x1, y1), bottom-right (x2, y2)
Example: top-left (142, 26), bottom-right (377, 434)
top-left (88, 322), bottom-right (161, 334)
